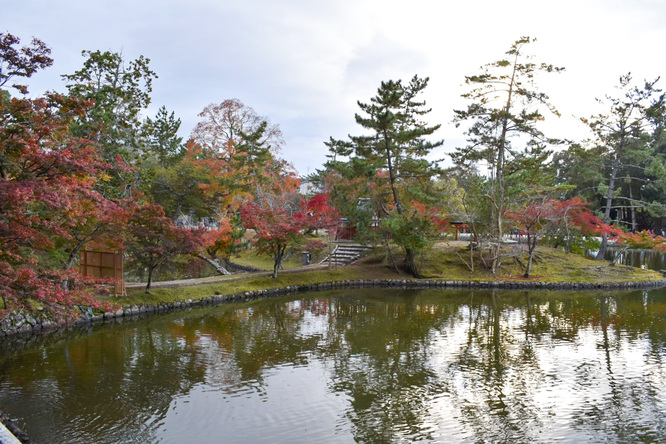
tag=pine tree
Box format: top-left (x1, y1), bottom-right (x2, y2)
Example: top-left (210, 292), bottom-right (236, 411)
top-left (582, 73), bottom-right (662, 258)
top-left (330, 75), bottom-right (444, 276)
top-left (452, 37), bottom-right (563, 273)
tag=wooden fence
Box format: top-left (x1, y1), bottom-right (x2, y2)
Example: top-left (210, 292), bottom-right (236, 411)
top-left (79, 250), bottom-right (126, 296)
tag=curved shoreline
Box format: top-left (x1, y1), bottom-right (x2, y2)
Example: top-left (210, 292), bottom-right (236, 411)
top-left (2, 276), bottom-right (666, 338)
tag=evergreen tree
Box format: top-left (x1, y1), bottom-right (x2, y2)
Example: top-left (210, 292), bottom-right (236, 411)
top-left (144, 105), bottom-right (183, 168)
top-left (452, 36), bottom-right (563, 273)
top-left (233, 121), bottom-right (273, 199)
top-left (552, 143), bottom-right (606, 204)
top-left (62, 50), bottom-right (157, 165)
top-left (328, 75), bottom-right (444, 277)
top-left (642, 92), bottom-right (666, 227)
top-left (582, 73), bottom-right (662, 258)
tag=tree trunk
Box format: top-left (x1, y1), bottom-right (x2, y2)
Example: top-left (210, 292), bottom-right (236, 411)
top-left (629, 184), bottom-right (637, 232)
top-left (383, 131), bottom-right (421, 277)
top-left (597, 126), bottom-right (626, 259)
top-left (384, 135), bottom-right (403, 216)
top-left (404, 248), bottom-right (422, 278)
top-left (65, 227), bottom-right (102, 271)
top-left (272, 245), bottom-right (286, 279)
top-left (63, 234), bottom-right (98, 290)
top-left (195, 254), bottom-right (231, 275)
top-left (384, 239), bottom-right (400, 273)
top-left (597, 154), bottom-right (620, 259)
top-left (65, 248), bottom-right (80, 272)
top-left (490, 51), bottom-right (519, 274)
top-left (563, 213), bottom-right (571, 253)
top-left (524, 234), bottom-right (537, 278)
top-left (145, 265), bottom-right (155, 293)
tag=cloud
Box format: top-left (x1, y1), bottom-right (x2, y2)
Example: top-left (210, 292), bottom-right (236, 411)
top-left (3, 0), bottom-right (666, 174)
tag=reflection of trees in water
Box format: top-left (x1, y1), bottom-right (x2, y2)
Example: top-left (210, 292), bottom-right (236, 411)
top-left (569, 296), bottom-right (666, 442)
top-left (322, 290), bottom-right (452, 443)
top-left (210, 301), bottom-right (322, 382)
top-left (172, 290), bottom-right (666, 443)
top-left (164, 299), bottom-right (325, 389)
top-left (444, 290), bottom-right (666, 443)
top-left (442, 291), bottom-right (547, 443)
top-left (0, 300), bottom-right (330, 443)
top-left (0, 322), bottom-right (208, 443)
top-left (1, 288), bottom-right (666, 443)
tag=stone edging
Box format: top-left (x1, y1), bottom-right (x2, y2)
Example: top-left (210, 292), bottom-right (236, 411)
top-left (2, 278), bottom-right (666, 338)
top-left (0, 411), bottom-right (31, 444)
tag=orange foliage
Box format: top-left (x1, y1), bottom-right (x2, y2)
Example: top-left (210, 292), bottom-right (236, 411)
top-left (617, 230), bottom-right (666, 251)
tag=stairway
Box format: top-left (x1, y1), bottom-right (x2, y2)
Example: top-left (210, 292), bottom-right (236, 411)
top-left (320, 243), bottom-right (374, 266)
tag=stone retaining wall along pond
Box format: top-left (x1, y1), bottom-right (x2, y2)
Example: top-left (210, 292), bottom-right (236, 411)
top-left (2, 277), bottom-right (666, 337)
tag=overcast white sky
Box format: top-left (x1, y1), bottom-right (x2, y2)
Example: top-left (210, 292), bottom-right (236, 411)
top-left (5, 0), bottom-right (666, 175)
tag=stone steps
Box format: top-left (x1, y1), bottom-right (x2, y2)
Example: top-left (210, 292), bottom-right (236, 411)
top-left (320, 244), bottom-right (374, 266)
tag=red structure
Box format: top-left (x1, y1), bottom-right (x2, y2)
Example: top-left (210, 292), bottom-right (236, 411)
top-left (449, 222), bottom-right (469, 240)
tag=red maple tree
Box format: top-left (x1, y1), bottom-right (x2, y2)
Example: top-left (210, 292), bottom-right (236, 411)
top-left (300, 193), bottom-right (341, 235)
top-left (240, 199), bottom-right (307, 279)
top-left (508, 197), bottom-right (617, 277)
top-left (0, 89), bottom-right (118, 318)
top-left (126, 202), bottom-right (205, 293)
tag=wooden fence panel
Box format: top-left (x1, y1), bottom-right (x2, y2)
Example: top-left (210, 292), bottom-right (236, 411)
top-left (80, 250), bottom-right (126, 296)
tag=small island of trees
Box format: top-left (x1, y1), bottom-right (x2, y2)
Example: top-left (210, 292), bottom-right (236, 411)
top-left (1, 33), bottom-right (665, 324)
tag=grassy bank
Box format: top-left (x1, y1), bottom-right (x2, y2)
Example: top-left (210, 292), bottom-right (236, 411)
top-left (118, 244), bottom-right (663, 306)
top-left (421, 241), bottom-right (663, 283)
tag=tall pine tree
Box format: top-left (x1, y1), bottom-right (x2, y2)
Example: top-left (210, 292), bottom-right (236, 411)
top-left (329, 75), bottom-right (443, 276)
top-left (582, 73), bottom-right (662, 258)
top-left (452, 37), bottom-right (563, 273)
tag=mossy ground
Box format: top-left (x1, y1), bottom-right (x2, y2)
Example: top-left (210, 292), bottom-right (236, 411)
top-left (419, 241), bottom-right (662, 283)
top-left (115, 242), bottom-right (663, 307)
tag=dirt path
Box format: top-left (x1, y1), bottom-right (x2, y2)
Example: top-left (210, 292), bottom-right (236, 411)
top-left (125, 263), bottom-right (330, 289)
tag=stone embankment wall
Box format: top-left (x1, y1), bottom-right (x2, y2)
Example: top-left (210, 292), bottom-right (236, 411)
top-left (2, 278), bottom-right (666, 337)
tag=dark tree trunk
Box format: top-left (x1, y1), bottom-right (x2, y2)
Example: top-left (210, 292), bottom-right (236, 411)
top-left (524, 234), bottom-right (537, 278)
top-left (145, 265), bottom-right (156, 293)
top-left (404, 248), bottom-right (422, 278)
top-left (272, 245), bottom-right (287, 279)
top-left (597, 133), bottom-right (623, 260)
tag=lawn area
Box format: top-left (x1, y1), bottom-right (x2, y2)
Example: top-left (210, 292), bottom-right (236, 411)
top-left (419, 241), bottom-right (663, 283)
top-left (118, 242), bottom-right (663, 306)
top-left (230, 235), bottom-right (332, 271)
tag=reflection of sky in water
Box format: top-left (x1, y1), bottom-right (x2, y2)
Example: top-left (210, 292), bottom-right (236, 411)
top-left (1, 289), bottom-right (665, 443)
top-left (425, 304), bottom-right (666, 442)
top-left (155, 361), bottom-right (355, 444)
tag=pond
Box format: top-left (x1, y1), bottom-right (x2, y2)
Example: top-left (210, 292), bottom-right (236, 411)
top-left (604, 247), bottom-right (666, 271)
top-left (1, 287), bottom-right (666, 443)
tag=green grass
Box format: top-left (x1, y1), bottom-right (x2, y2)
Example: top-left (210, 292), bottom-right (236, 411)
top-left (231, 251), bottom-right (301, 271)
top-left (121, 266), bottom-right (379, 305)
top-left (230, 235), bottom-right (332, 271)
top-left (418, 243), bottom-right (662, 283)
top-left (113, 244), bottom-right (663, 307)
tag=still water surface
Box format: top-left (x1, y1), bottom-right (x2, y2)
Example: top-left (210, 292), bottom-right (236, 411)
top-left (1, 288), bottom-right (666, 443)
top-left (605, 247), bottom-right (666, 271)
